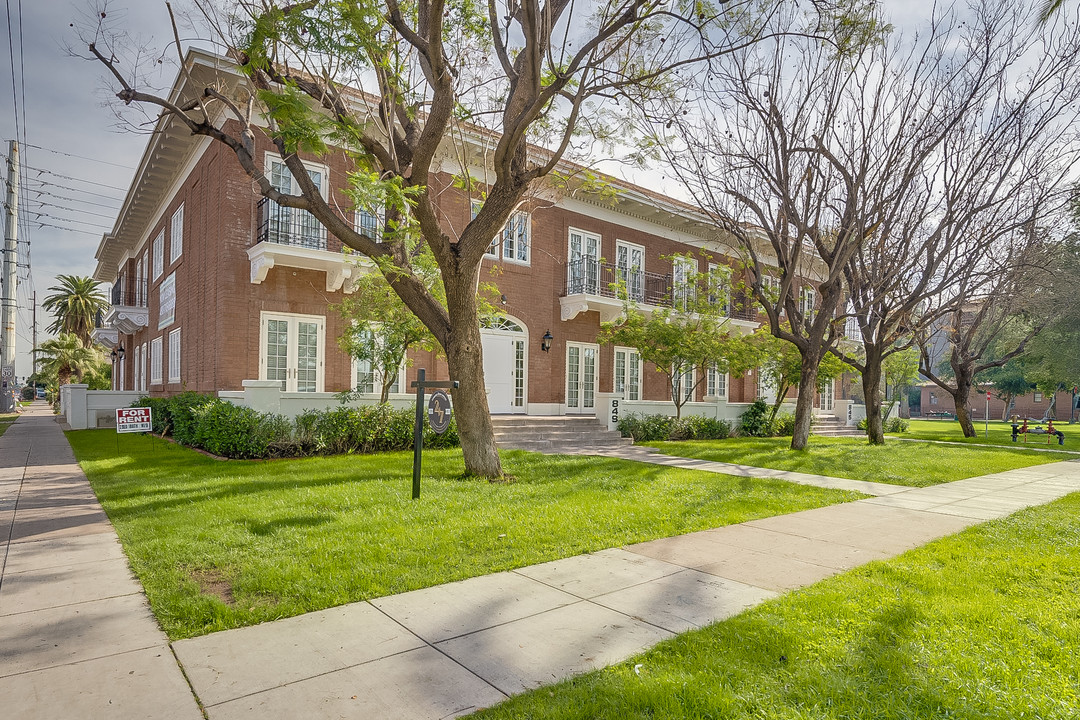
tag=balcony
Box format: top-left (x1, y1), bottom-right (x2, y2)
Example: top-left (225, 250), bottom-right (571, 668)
top-left (248, 197), bottom-right (366, 293)
top-left (103, 284), bottom-right (148, 336)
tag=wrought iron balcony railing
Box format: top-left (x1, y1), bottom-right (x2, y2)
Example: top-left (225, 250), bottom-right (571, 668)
top-left (256, 196), bottom-right (327, 250)
top-left (110, 283), bottom-right (147, 308)
top-left (563, 257), bottom-right (673, 307)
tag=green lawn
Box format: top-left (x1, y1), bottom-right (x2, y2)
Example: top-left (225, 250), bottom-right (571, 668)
top-left (0, 413), bottom-right (16, 438)
top-left (67, 429), bottom-right (859, 639)
top-left (648, 436), bottom-right (1063, 486)
top-left (470, 491), bottom-right (1080, 720)
top-left (895, 418), bottom-right (1080, 450)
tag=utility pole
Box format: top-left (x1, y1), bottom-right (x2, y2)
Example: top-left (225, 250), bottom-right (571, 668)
top-left (31, 290), bottom-right (37, 381)
top-left (1, 140), bottom-right (18, 412)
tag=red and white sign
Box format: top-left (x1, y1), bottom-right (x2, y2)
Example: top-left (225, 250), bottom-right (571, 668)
top-left (986, 391), bottom-right (991, 401)
top-left (116, 407), bottom-right (153, 434)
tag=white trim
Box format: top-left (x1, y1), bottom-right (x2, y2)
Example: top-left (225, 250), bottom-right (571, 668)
top-left (152, 230), bottom-right (165, 281)
top-left (263, 152), bottom-right (330, 199)
top-left (169, 204), bottom-right (184, 263)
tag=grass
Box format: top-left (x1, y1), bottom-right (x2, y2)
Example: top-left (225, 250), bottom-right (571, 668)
top-left (647, 435), bottom-right (1063, 486)
top-left (895, 418), bottom-right (1080, 450)
top-left (0, 413), bottom-right (17, 438)
top-left (470, 491), bottom-right (1080, 720)
top-left (67, 429), bottom-right (859, 640)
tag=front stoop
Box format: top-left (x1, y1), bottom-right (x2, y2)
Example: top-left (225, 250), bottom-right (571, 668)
top-left (491, 415), bottom-right (633, 454)
top-left (812, 415), bottom-right (864, 438)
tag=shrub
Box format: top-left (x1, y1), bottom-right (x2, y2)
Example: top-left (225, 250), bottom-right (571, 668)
top-left (193, 402), bottom-right (279, 459)
top-left (131, 396), bottom-right (171, 435)
top-left (166, 392), bottom-right (219, 446)
top-left (885, 416), bottom-right (909, 433)
top-left (771, 412), bottom-right (796, 437)
top-left (618, 412), bottom-right (674, 442)
top-left (20, 386), bottom-right (34, 401)
top-left (739, 399), bottom-right (772, 437)
top-left (669, 415), bottom-right (732, 441)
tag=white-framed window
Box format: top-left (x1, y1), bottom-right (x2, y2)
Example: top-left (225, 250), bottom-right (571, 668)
top-left (143, 251), bottom-right (149, 300)
top-left (471, 200), bottom-right (499, 258)
top-left (757, 368), bottom-right (778, 403)
top-left (260, 312), bottom-right (325, 392)
top-left (1034, 392), bottom-right (1043, 403)
top-left (135, 258), bottom-right (144, 307)
top-left (707, 365), bottom-right (727, 397)
top-left (672, 365), bottom-right (695, 404)
top-left (169, 204), bottom-right (184, 263)
top-left (673, 257), bottom-right (696, 310)
top-left (150, 336), bottom-right (163, 386)
top-left (152, 230), bottom-right (164, 280)
top-left (614, 347), bottom-right (642, 401)
top-left (799, 286), bottom-right (816, 320)
top-left (168, 328), bottom-right (181, 384)
top-left (707, 263), bottom-right (730, 315)
top-left (266, 155), bottom-right (328, 249)
top-left (502, 211), bottom-right (530, 264)
top-left (141, 342), bottom-right (148, 392)
top-left (616, 241), bottom-right (645, 302)
top-left (352, 328), bottom-right (405, 395)
top-left (568, 228), bottom-right (601, 295)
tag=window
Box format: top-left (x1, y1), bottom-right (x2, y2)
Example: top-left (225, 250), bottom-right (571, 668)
top-left (471, 200), bottom-right (499, 258)
top-left (930, 392), bottom-right (938, 405)
top-left (355, 206), bottom-right (382, 240)
top-left (673, 257), bottom-right (696, 310)
top-left (143, 252), bottom-right (149, 301)
top-left (757, 368), bottom-right (777, 402)
top-left (150, 337), bottom-right (163, 385)
top-left (707, 263), bottom-right (730, 314)
top-left (568, 229), bottom-right (601, 295)
top-left (152, 230), bottom-right (164, 280)
top-left (135, 259), bottom-right (143, 306)
top-left (502, 211), bottom-right (530, 264)
top-left (353, 328), bottom-right (404, 395)
top-left (799, 286), bottom-right (816, 320)
top-left (616, 241), bottom-right (645, 302)
top-left (266, 157), bottom-right (327, 249)
top-left (141, 343), bottom-right (148, 392)
top-left (169, 204), bottom-right (184, 263)
top-left (707, 365), bottom-right (727, 397)
top-left (133, 345), bottom-right (141, 393)
top-left (168, 328), bottom-right (181, 383)
top-left (672, 365), bottom-right (695, 404)
top-left (614, 347), bottom-right (642, 401)
top-left (1034, 392), bottom-right (1043, 403)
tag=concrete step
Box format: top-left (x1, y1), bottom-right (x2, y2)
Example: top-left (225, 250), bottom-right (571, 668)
top-left (491, 415), bottom-right (632, 453)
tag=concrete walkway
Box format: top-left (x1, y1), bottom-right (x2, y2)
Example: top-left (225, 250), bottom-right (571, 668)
top-left (0, 403), bottom-right (202, 720)
top-left (3, 406), bottom-right (1080, 719)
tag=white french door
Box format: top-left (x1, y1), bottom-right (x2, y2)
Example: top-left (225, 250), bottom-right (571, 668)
top-left (616, 241), bottom-right (645, 302)
top-left (614, 347), bottom-right (641, 400)
top-left (566, 342), bottom-right (598, 414)
top-left (260, 312), bottom-right (325, 392)
top-left (819, 379), bottom-right (835, 412)
top-left (481, 317), bottom-right (528, 414)
top-left (568, 229), bottom-right (601, 295)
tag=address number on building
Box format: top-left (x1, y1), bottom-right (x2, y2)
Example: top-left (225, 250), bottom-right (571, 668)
top-left (116, 407), bottom-right (153, 433)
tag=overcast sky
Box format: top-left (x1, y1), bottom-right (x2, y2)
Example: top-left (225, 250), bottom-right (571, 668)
top-left (0, 0), bottom-right (931, 380)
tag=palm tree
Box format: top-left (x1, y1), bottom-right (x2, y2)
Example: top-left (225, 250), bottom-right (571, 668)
top-left (34, 334), bottom-right (101, 388)
top-left (41, 275), bottom-right (109, 348)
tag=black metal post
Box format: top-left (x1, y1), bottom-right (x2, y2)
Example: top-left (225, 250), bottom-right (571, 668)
top-left (412, 368), bottom-right (425, 500)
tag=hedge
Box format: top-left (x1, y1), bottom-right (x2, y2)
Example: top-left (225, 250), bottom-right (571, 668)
top-left (617, 412), bottom-right (733, 442)
top-left (130, 395), bottom-right (459, 459)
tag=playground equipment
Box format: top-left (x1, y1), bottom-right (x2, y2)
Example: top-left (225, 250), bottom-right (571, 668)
top-left (1010, 416), bottom-right (1065, 445)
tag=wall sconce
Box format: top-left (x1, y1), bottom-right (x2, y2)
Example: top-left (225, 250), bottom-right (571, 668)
top-left (541, 330), bottom-right (553, 352)
top-left (500, 294), bottom-right (508, 305)
top-left (111, 344), bottom-right (125, 362)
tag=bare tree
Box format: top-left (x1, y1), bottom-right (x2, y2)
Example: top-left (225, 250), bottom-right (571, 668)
top-left (78, 0), bottom-right (800, 478)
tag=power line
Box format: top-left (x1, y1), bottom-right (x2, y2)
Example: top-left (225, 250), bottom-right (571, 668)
top-left (22, 176), bottom-right (125, 202)
top-left (20, 164), bottom-right (126, 194)
top-left (26, 198), bottom-right (117, 221)
top-left (22, 186), bottom-right (121, 210)
top-left (4, 141), bottom-right (136, 170)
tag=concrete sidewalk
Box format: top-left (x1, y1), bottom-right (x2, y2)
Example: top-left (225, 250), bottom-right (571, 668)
top-left (3, 406), bottom-right (1080, 719)
top-left (0, 403), bottom-right (202, 720)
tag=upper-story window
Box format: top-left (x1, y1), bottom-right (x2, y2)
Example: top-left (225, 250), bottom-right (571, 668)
top-left (472, 200), bottom-right (530, 264)
top-left (672, 257), bottom-right (696, 311)
top-left (799, 286), bottom-right (816, 321)
top-left (169, 204), bottom-right (184, 263)
top-left (355, 206), bottom-right (383, 240)
top-left (707, 262), bottom-right (730, 315)
top-left (616, 241), bottom-right (645, 303)
top-left (266, 156), bottom-right (328, 250)
top-left (152, 229), bottom-right (164, 280)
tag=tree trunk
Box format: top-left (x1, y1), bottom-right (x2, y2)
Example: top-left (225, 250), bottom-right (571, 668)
top-left (1043, 390), bottom-right (1058, 421)
top-left (899, 388), bottom-right (910, 419)
top-left (861, 356), bottom-right (885, 445)
top-left (952, 380), bottom-right (976, 437)
top-left (443, 273), bottom-right (502, 479)
top-left (790, 350), bottom-right (822, 450)
top-left (1002, 393), bottom-right (1015, 422)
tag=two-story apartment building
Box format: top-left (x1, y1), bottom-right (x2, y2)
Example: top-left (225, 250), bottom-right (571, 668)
top-left (92, 49), bottom-right (843, 420)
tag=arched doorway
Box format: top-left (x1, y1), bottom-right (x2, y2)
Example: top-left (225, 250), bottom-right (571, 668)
top-left (481, 316), bottom-right (528, 414)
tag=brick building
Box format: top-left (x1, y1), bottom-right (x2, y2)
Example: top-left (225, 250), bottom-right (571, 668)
top-left (91, 49), bottom-right (842, 420)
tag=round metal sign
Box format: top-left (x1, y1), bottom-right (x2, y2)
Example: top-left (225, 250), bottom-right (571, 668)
top-left (428, 390), bottom-right (452, 434)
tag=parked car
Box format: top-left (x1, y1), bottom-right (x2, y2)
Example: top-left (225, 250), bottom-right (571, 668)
top-left (35, 387), bottom-right (45, 399)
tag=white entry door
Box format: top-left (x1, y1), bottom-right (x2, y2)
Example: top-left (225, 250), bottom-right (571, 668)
top-left (260, 312), bottom-right (325, 392)
top-left (566, 342), bottom-right (598, 414)
top-left (819, 379), bottom-right (835, 412)
top-left (481, 317), bottom-right (527, 414)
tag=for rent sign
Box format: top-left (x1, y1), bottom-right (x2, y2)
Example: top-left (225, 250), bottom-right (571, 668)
top-left (116, 407), bottom-right (153, 433)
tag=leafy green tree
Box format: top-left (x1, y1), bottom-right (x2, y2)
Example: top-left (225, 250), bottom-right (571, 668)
top-left (752, 327), bottom-right (849, 424)
top-left (599, 256), bottom-right (751, 419)
top-left (34, 334), bottom-right (102, 389)
top-left (41, 275), bottom-right (109, 348)
top-left (83, 0), bottom-right (839, 479)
